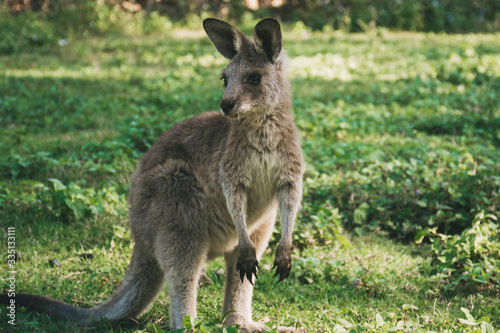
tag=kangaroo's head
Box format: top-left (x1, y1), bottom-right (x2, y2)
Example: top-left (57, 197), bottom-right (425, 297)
top-left (203, 18), bottom-right (290, 119)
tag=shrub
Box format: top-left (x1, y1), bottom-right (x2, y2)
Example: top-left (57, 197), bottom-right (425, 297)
top-left (416, 212), bottom-right (500, 289)
top-left (39, 178), bottom-right (124, 221)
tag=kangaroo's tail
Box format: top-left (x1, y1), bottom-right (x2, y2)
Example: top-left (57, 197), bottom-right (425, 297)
top-left (1, 247), bottom-right (165, 323)
top-left (0, 293), bottom-right (91, 321)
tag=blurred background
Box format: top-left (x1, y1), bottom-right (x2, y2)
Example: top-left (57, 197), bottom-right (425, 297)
top-left (1, 0), bottom-right (499, 54)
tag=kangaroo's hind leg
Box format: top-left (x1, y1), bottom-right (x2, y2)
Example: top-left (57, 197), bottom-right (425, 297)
top-left (148, 161), bottom-right (209, 329)
top-left (223, 206), bottom-right (277, 331)
top-left (157, 236), bottom-right (207, 329)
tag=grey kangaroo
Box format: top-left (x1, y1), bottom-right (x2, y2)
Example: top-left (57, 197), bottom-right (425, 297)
top-left (0, 18), bottom-right (304, 332)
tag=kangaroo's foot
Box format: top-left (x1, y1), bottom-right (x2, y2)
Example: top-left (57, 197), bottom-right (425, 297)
top-left (238, 321), bottom-right (269, 332)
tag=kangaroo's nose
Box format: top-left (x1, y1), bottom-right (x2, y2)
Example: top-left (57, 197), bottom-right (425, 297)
top-left (220, 99), bottom-right (236, 116)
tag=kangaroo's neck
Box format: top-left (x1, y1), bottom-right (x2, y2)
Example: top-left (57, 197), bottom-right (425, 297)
top-left (229, 103), bottom-right (294, 152)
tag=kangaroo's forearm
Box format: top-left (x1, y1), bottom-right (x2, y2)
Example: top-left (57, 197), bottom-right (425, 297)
top-left (224, 187), bottom-right (252, 248)
top-left (277, 181), bottom-right (303, 242)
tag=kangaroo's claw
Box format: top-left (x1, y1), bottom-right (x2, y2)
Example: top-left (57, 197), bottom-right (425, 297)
top-left (237, 256), bottom-right (259, 284)
top-left (272, 258), bottom-right (291, 283)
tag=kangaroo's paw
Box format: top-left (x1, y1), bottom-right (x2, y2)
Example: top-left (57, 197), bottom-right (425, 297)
top-left (273, 244), bottom-right (291, 282)
top-left (236, 248), bottom-right (259, 284)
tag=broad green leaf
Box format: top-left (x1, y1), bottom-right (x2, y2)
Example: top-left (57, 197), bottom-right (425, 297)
top-left (415, 230), bottom-right (428, 244)
top-left (481, 321), bottom-right (494, 333)
top-left (376, 313), bottom-right (385, 326)
top-left (48, 178), bottom-right (66, 191)
top-left (193, 316), bottom-right (202, 328)
top-left (458, 318), bottom-right (478, 326)
top-left (436, 204), bottom-right (453, 210)
top-left (19, 180), bottom-right (44, 188)
top-left (182, 314), bottom-right (194, 329)
top-left (416, 200), bottom-right (427, 208)
top-left (402, 304), bottom-right (419, 310)
top-left (461, 307), bottom-right (475, 322)
top-left (65, 198), bottom-right (87, 219)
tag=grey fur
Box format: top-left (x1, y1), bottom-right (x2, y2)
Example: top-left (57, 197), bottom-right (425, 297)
top-left (0, 18), bottom-right (304, 332)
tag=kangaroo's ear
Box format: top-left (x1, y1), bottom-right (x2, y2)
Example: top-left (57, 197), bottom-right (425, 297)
top-left (253, 18), bottom-right (282, 63)
top-left (203, 18), bottom-right (245, 60)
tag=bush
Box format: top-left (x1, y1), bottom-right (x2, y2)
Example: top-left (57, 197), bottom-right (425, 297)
top-left (0, 1), bottom-right (104, 54)
top-left (37, 178), bottom-right (124, 222)
top-left (287, 0), bottom-right (499, 32)
top-left (1, 0), bottom-right (499, 46)
top-left (417, 212), bottom-right (500, 289)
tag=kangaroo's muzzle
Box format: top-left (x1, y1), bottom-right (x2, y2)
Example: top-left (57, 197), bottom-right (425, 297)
top-left (220, 99), bottom-right (238, 118)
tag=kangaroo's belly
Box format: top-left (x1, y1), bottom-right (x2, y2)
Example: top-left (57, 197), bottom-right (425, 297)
top-left (204, 149), bottom-right (280, 258)
top-left (206, 199), bottom-right (278, 259)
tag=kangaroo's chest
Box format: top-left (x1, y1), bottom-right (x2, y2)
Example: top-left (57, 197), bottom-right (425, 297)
top-left (244, 150), bottom-right (280, 219)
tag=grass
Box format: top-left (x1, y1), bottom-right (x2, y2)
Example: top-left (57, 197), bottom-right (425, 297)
top-left (0, 20), bottom-right (499, 332)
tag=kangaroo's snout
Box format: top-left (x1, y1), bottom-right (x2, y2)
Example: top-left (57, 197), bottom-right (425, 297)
top-left (220, 99), bottom-right (236, 117)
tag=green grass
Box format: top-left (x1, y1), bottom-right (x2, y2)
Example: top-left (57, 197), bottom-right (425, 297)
top-left (0, 22), bottom-right (499, 332)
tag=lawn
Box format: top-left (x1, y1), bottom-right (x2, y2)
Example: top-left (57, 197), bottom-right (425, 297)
top-left (0, 20), bottom-right (499, 332)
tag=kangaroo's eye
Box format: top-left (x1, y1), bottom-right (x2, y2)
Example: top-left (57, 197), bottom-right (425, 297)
top-left (248, 73), bottom-right (262, 85)
top-left (220, 76), bottom-right (228, 87)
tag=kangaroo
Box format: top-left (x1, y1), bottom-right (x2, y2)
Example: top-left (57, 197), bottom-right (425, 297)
top-left (0, 18), bottom-right (304, 332)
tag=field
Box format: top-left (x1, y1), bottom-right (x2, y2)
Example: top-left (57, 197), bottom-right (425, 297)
top-left (0, 20), bottom-right (499, 332)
